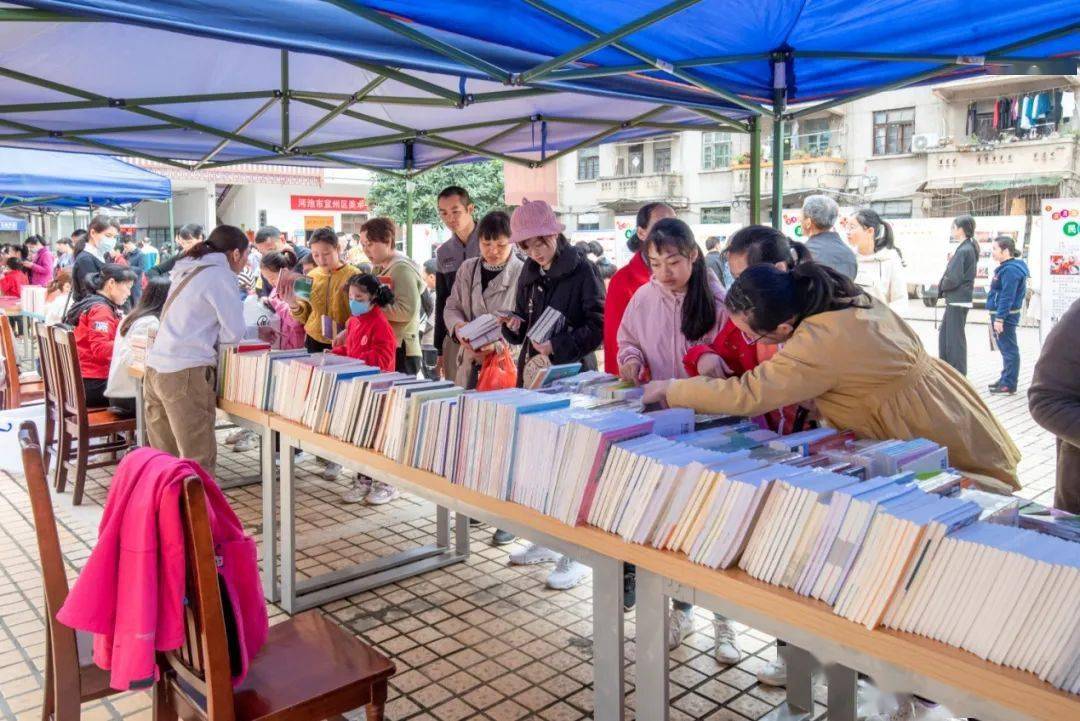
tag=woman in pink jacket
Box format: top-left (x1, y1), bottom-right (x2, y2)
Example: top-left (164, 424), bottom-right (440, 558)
top-left (259, 250), bottom-right (307, 350)
top-left (616, 217), bottom-right (727, 383)
top-left (614, 217), bottom-right (743, 666)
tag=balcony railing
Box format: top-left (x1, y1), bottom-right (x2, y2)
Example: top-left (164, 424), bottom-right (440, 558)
top-left (597, 173), bottom-right (683, 205)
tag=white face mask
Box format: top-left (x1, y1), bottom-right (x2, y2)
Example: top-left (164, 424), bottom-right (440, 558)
top-left (98, 235), bottom-right (118, 255)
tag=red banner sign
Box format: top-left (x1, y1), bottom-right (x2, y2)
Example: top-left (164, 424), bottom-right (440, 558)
top-left (290, 195), bottom-right (368, 212)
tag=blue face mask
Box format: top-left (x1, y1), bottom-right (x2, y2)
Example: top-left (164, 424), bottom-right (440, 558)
top-left (98, 236), bottom-right (117, 256)
top-left (349, 299), bottom-right (371, 316)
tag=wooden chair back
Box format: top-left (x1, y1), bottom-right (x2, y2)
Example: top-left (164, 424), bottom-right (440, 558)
top-left (1, 314), bottom-right (20, 408)
top-left (17, 422), bottom-right (82, 694)
top-left (35, 322), bottom-right (60, 410)
top-left (51, 325), bottom-right (88, 422)
top-left (160, 476), bottom-right (237, 721)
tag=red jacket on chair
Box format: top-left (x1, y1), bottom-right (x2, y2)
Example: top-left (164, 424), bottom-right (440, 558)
top-left (69, 296), bottom-right (122, 380)
top-left (602, 251), bottom-right (650, 374)
top-left (57, 448), bottom-right (268, 691)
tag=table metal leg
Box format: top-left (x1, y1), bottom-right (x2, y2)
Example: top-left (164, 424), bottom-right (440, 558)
top-left (826, 664), bottom-right (860, 721)
top-left (592, 557), bottom-right (626, 721)
top-left (635, 569), bottom-right (670, 721)
top-left (437, 505), bottom-right (450, 548)
top-left (261, 426), bottom-right (279, 603)
top-left (279, 434), bottom-right (297, 614)
top-left (454, 512), bottom-right (470, 558)
top-left (134, 378), bottom-right (146, 447)
top-left (763, 644), bottom-right (816, 721)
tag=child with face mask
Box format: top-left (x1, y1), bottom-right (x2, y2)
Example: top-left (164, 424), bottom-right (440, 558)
top-left (331, 274), bottom-right (397, 371)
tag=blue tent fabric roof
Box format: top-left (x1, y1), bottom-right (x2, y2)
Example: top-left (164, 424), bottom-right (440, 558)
top-left (0, 147), bottom-right (172, 208)
top-left (0, 212), bottom-right (27, 231)
top-left (0, 1), bottom-right (1074, 172)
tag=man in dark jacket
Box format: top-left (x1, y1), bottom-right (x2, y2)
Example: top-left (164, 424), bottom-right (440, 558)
top-left (122, 238), bottom-right (145, 303)
top-left (704, 236), bottom-right (726, 285)
top-left (1029, 296), bottom-right (1080, 513)
top-left (986, 236), bottom-right (1029, 394)
top-left (937, 215), bottom-right (979, 374)
top-left (801, 195), bottom-right (857, 280)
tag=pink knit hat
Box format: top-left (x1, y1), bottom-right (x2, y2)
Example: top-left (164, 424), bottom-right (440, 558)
top-left (510, 198), bottom-right (564, 245)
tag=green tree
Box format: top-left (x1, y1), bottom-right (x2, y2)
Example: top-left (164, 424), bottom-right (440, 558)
top-left (366, 160), bottom-right (507, 229)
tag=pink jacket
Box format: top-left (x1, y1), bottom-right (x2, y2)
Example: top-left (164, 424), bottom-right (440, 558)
top-left (57, 449), bottom-right (268, 691)
top-left (267, 289), bottom-right (306, 350)
top-left (616, 273), bottom-right (727, 381)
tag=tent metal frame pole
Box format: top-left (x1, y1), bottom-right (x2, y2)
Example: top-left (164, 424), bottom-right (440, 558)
top-left (280, 50), bottom-right (290, 148)
top-left (546, 53), bottom-right (772, 82)
top-left (516, 0), bottom-right (704, 84)
top-left (795, 49), bottom-right (1079, 64)
top-left (347, 60), bottom-right (463, 103)
top-left (787, 22), bottom-right (1080, 120)
top-left (770, 102), bottom-right (784, 230)
top-left (290, 97), bottom-right (412, 133)
top-left (0, 65), bottom-right (278, 153)
top-left (468, 88), bottom-right (557, 104)
top-left (0, 90), bottom-right (276, 114)
top-left (685, 107), bottom-right (750, 133)
top-left (320, 0), bottom-right (510, 83)
top-left (538, 114), bottom-right (730, 132)
top-left (195, 96), bottom-right (279, 169)
top-left (409, 120), bottom-right (533, 178)
top-left (291, 90), bottom-right (456, 107)
top-left (297, 130), bottom-right (420, 155)
top-left (167, 197), bottom-right (174, 241)
top-left (414, 136), bottom-right (536, 168)
top-left (521, 0), bottom-right (766, 116)
top-left (286, 76), bottom-right (388, 150)
top-left (0, 115), bottom-right (192, 170)
top-left (0, 123), bottom-right (175, 140)
top-left (749, 116), bottom-right (761, 225)
top-left (541, 105), bottom-right (671, 165)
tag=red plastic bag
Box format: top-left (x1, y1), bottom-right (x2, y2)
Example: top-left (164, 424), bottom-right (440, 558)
top-left (477, 346), bottom-right (517, 391)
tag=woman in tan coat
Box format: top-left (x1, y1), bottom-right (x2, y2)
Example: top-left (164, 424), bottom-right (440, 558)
top-left (644, 262), bottom-right (1020, 490)
top-left (443, 211), bottom-right (524, 389)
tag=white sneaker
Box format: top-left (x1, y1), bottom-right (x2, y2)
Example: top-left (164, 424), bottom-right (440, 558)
top-left (546, 556), bottom-right (590, 590)
top-left (668, 607), bottom-right (695, 650)
top-left (225, 428), bottom-right (247, 445)
top-left (712, 615), bottom-right (743, 664)
top-left (756, 655), bottom-right (787, 687)
top-left (866, 696), bottom-right (956, 721)
top-left (341, 477), bottom-right (372, 504)
top-left (366, 481), bottom-right (400, 505)
top-left (232, 431), bottom-right (259, 452)
top-left (321, 461), bottom-right (342, 480)
top-left (294, 451), bottom-right (314, 464)
top-left (508, 543), bottom-right (560, 566)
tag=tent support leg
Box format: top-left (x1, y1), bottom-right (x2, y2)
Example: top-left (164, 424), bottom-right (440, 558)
top-left (771, 105), bottom-right (784, 229)
top-left (280, 50), bottom-right (290, 149)
top-left (749, 116), bottom-right (761, 225)
top-left (167, 198), bottom-right (174, 242)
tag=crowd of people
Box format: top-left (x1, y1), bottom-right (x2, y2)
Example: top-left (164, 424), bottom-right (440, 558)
top-left (6, 185), bottom-right (1077, 721)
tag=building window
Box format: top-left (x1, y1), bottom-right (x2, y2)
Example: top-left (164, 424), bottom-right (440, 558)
top-left (799, 118), bottom-right (832, 157)
top-left (701, 206), bottom-right (731, 224)
top-left (578, 146), bottom-right (599, 181)
top-left (653, 141), bottom-right (672, 173)
top-left (627, 144), bottom-right (644, 175)
top-left (576, 213), bottom-right (600, 231)
top-left (702, 132), bottom-right (732, 170)
top-left (869, 200), bottom-right (913, 219)
top-left (340, 213), bottom-right (368, 235)
top-left (873, 107), bottom-right (915, 155)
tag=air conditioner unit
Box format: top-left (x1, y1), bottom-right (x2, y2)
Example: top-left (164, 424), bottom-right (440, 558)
top-left (912, 133), bottom-right (941, 153)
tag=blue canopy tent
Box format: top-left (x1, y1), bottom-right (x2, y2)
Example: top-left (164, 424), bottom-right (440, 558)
top-left (0, 212), bottom-right (27, 231)
top-left (0, 0), bottom-right (1074, 231)
top-left (0, 146), bottom-right (171, 209)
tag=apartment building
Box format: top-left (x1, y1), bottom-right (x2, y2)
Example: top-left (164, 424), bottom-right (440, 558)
top-left (557, 75), bottom-right (1079, 231)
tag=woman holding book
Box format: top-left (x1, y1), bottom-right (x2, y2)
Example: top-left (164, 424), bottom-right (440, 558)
top-left (287, 226), bottom-right (358, 353)
top-left (144, 225), bottom-right (250, 473)
top-left (644, 262), bottom-right (1021, 491)
top-left (258, 250), bottom-right (306, 351)
top-left (444, 210), bottom-right (524, 389)
top-left (501, 199), bottom-right (605, 591)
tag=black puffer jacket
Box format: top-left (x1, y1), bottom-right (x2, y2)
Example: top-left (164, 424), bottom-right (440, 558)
top-left (938, 238), bottom-right (979, 304)
top-left (503, 242), bottom-right (605, 379)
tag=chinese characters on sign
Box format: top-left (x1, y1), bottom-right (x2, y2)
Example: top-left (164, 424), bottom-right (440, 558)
top-left (1040, 198), bottom-right (1080, 340)
top-left (290, 195), bottom-right (369, 211)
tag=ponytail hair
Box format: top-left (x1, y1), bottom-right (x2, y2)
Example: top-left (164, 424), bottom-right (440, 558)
top-left (87, 263), bottom-right (137, 293)
top-left (346, 273), bottom-right (395, 308)
top-left (119, 276), bottom-right (171, 336)
top-left (260, 249), bottom-right (298, 272)
top-left (724, 261), bottom-right (868, 334)
top-left (185, 224), bottom-right (249, 260)
top-left (994, 235), bottom-right (1020, 258)
top-left (645, 217), bottom-right (716, 341)
top-left (853, 208), bottom-right (900, 259)
top-left (726, 224), bottom-right (809, 270)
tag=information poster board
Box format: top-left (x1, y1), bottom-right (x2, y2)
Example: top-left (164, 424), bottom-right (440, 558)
top-left (1040, 198), bottom-right (1080, 341)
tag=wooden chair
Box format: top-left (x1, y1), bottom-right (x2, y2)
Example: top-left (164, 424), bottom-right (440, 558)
top-left (17, 421), bottom-right (121, 721)
top-left (154, 476), bottom-right (395, 721)
top-left (1, 313), bottom-right (44, 408)
top-left (50, 325), bottom-right (135, 505)
top-left (34, 322), bottom-right (63, 481)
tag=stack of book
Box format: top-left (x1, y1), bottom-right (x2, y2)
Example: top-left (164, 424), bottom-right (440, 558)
top-left (377, 380), bottom-right (461, 464)
top-left (301, 361), bottom-right (381, 433)
top-left (883, 522), bottom-right (1080, 693)
top-left (526, 306), bottom-right (565, 344)
top-left (455, 314), bottom-right (502, 349)
top-left (270, 354), bottom-right (360, 422)
top-left (327, 372), bottom-right (410, 444)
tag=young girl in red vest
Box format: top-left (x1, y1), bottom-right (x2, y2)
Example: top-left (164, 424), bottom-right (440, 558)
top-left (332, 273), bottom-right (396, 372)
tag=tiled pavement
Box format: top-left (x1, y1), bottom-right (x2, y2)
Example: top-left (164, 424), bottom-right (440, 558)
top-left (0, 319), bottom-right (1056, 721)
